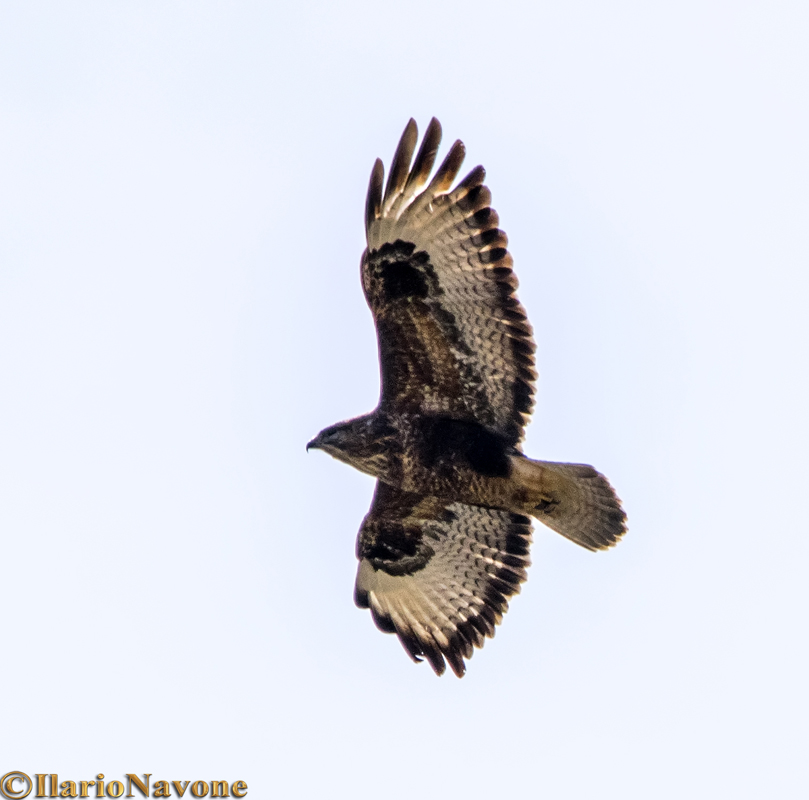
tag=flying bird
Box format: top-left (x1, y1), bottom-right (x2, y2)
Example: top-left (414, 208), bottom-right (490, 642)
top-left (308, 118), bottom-right (626, 677)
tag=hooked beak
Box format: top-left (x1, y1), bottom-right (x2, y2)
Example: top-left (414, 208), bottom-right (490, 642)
top-left (306, 434), bottom-right (323, 452)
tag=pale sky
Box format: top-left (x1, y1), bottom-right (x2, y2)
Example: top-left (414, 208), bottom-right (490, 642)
top-left (1, 2), bottom-right (807, 798)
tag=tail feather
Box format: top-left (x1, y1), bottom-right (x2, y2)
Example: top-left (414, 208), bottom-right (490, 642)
top-left (511, 458), bottom-right (627, 551)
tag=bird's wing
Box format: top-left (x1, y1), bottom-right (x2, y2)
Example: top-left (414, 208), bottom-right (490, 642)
top-left (354, 480), bottom-right (533, 677)
top-left (362, 118), bottom-right (536, 445)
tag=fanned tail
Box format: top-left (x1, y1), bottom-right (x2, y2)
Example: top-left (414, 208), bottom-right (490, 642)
top-left (511, 457), bottom-right (627, 551)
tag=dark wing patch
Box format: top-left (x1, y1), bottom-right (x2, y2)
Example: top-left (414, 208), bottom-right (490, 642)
top-left (354, 481), bottom-right (533, 677)
top-left (362, 118), bottom-right (537, 444)
top-left (373, 241), bottom-right (430, 301)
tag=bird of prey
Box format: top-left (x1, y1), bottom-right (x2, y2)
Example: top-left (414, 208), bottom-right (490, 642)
top-left (308, 118), bottom-right (626, 677)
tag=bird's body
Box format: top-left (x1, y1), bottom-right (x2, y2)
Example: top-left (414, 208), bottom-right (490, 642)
top-left (308, 118), bottom-right (626, 677)
top-left (314, 409), bottom-right (614, 531)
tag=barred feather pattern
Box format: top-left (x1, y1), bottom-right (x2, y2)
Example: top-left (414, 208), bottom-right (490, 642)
top-left (354, 482), bottom-right (532, 677)
top-left (362, 118), bottom-right (537, 445)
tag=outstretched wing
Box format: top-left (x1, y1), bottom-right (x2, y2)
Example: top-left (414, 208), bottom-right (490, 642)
top-left (362, 118), bottom-right (537, 445)
top-left (354, 480), bottom-right (533, 677)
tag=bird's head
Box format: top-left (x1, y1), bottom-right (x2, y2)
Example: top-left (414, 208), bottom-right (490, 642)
top-left (306, 421), bottom-right (356, 460)
top-left (306, 413), bottom-right (392, 477)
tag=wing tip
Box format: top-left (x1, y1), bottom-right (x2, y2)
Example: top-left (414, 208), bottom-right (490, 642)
top-left (364, 158), bottom-right (384, 236)
top-left (382, 118), bottom-right (419, 209)
top-left (366, 120), bottom-right (474, 243)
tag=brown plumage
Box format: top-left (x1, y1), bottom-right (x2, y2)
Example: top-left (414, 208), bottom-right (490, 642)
top-left (308, 118), bottom-right (626, 677)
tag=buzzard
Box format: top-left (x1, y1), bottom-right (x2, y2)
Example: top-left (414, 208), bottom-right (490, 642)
top-left (308, 118), bottom-right (626, 677)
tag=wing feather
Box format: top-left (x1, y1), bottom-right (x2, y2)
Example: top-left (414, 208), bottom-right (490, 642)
top-left (383, 118), bottom-right (418, 215)
top-left (362, 119), bottom-right (536, 444)
top-left (354, 481), bottom-right (533, 677)
top-left (364, 158), bottom-right (384, 240)
top-left (402, 117), bottom-right (442, 204)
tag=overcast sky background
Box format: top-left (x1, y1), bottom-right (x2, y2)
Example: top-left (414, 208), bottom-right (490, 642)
top-left (1, 2), bottom-right (807, 797)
